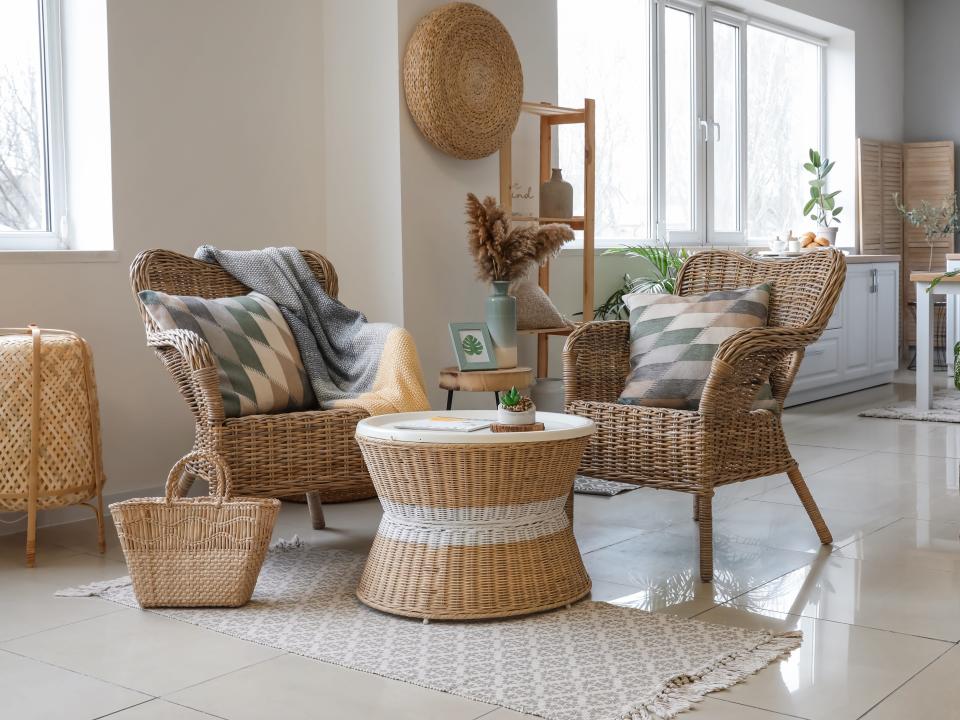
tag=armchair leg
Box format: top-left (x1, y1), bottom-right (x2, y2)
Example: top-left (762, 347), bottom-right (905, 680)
top-left (787, 466), bottom-right (832, 545)
top-left (692, 494), bottom-right (700, 522)
top-left (697, 495), bottom-right (713, 582)
top-left (306, 491), bottom-right (325, 530)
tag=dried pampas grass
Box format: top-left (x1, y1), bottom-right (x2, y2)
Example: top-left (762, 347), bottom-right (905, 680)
top-left (466, 193), bottom-right (574, 282)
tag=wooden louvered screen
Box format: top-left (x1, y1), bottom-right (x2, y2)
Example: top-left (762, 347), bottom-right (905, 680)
top-left (881, 144), bottom-right (904, 254)
top-left (857, 138), bottom-right (903, 255)
top-left (901, 141), bottom-right (955, 348)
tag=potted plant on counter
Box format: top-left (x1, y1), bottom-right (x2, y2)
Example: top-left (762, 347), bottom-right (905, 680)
top-left (803, 149), bottom-right (843, 245)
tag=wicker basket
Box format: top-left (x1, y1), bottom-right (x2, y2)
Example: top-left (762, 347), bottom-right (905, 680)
top-left (0, 326), bottom-right (105, 566)
top-left (110, 452), bottom-right (279, 608)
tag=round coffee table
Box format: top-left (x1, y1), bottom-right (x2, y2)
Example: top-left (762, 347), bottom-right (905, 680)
top-left (355, 411), bottom-right (594, 621)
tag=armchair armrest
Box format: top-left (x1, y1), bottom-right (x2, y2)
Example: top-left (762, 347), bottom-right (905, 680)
top-left (562, 321), bottom-right (631, 406)
top-left (700, 325), bottom-right (822, 415)
top-left (146, 329), bottom-right (225, 424)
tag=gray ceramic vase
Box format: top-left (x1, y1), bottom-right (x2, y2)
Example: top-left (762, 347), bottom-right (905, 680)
top-left (539, 168), bottom-right (573, 219)
top-left (485, 280), bottom-right (518, 369)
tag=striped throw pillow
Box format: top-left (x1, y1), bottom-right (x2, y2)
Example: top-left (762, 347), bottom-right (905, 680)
top-left (618, 284), bottom-right (778, 412)
top-left (139, 290), bottom-right (314, 417)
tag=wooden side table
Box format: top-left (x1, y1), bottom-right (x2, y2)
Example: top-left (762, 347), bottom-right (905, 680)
top-left (438, 366), bottom-right (534, 410)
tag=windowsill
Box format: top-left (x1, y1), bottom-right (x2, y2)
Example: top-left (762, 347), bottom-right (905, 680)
top-left (0, 249), bottom-right (119, 264)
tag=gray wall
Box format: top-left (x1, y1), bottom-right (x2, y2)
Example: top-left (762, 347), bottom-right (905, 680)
top-left (905, 0), bottom-right (960, 146)
top-left (904, 0), bottom-right (960, 247)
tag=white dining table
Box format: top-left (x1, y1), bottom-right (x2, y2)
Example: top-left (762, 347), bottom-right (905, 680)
top-left (913, 271), bottom-right (960, 410)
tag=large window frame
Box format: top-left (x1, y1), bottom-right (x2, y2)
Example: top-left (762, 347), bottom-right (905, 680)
top-left (0, 0), bottom-right (68, 251)
top-left (561, 0), bottom-right (827, 248)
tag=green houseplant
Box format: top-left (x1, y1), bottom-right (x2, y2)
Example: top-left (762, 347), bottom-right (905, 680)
top-left (589, 243), bottom-right (691, 320)
top-left (895, 192), bottom-right (959, 273)
top-left (802, 149), bottom-right (842, 244)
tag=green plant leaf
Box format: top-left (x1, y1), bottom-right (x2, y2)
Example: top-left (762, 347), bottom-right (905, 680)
top-left (803, 198), bottom-right (816, 216)
top-left (809, 179), bottom-right (825, 188)
top-left (833, 206), bottom-right (843, 216)
top-left (810, 186), bottom-right (820, 199)
top-left (823, 160), bottom-right (835, 176)
top-left (811, 149), bottom-right (821, 166)
top-left (809, 148), bottom-right (817, 164)
top-left (803, 162), bottom-right (815, 173)
top-left (461, 334), bottom-right (483, 356)
top-left (824, 195), bottom-right (835, 211)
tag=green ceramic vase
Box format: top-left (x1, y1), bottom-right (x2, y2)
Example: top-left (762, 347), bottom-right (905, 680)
top-left (485, 281), bottom-right (517, 369)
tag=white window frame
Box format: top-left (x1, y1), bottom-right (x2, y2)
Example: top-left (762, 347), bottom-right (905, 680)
top-left (0, 0), bottom-right (68, 251)
top-left (705, 6), bottom-right (747, 245)
top-left (742, 16), bottom-right (827, 245)
top-left (563, 1), bottom-right (828, 249)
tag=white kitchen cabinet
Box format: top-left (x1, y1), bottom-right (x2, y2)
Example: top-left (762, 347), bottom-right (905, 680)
top-left (786, 260), bottom-right (900, 406)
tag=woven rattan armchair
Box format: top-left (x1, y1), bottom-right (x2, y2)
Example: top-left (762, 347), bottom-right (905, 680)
top-left (563, 249), bottom-right (846, 581)
top-left (130, 249), bottom-right (374, 529)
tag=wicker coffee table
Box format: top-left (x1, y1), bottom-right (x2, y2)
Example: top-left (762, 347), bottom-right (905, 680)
top-left (355, 411), bottom-right (594, 621)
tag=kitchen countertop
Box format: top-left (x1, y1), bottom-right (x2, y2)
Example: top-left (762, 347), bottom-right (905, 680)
top-left (844, 254), bottom-right (900, 264)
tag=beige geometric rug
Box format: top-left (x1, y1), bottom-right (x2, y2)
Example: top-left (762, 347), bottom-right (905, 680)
top-left (859, 389), bottom-right (960, 423)
top-left (61, 546), bottom-right (800, 720)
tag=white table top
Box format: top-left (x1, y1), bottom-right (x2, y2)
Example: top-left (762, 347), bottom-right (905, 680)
top-left (355, 410), bottom-right (595, 444)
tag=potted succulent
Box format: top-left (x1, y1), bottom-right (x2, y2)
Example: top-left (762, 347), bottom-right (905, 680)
top-left (497, 386), bottom-right (536, 425)
top-left (803, 149), bottom-right (843, 245)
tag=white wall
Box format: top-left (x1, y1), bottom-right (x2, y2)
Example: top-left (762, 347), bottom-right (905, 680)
top-left (0, 0), bottom-right (326, 521)
top-left (321, 0), bottom-right (405, 324)
top-left (904, 0), bottom-right (960, 172)
top-left (396, 0), bottom-right (559, 408)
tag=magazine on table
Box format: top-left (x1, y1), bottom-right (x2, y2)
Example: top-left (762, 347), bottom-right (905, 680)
top-left (392, 416), bottom-right (492, 432)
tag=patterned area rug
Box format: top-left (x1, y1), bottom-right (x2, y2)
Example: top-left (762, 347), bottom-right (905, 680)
top-left (61, 547), bottom-right (800, 720)
top-left (859, 389), bottom-right (960, 423)
top-left (574, 475), bottom-right (638, 496)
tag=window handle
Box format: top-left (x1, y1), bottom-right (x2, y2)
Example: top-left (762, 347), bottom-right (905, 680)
top-left (698, 118), bottom-right (709, 142)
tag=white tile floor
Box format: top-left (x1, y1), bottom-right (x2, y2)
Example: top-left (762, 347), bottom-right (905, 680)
top-left (2, 373), bottom-right (960, 719)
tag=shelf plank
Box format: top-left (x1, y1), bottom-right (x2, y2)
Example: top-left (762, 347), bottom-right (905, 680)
top-left (511, 215), bottom-right (585, 230)
top-left (521, 101), bottom-right (583, 116)
top-left (517, 326), bottom-right (575, 336)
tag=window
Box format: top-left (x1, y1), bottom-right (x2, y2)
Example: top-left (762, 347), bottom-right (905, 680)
top-left (0, 0), bottom-right (66, 249)
top-left (558, 1), bottom-right (825, 246)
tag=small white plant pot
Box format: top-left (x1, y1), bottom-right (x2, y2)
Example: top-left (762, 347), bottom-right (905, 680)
top-left (497, 405), bottom-right (536, 425)
top-left (814, 226), bottom-right (838, 245)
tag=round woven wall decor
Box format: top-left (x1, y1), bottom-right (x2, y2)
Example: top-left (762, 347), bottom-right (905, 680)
top-left (403, 2), bottom-right (523, 160)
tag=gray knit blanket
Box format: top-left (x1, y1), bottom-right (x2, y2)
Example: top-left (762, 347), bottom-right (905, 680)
top-left (194, 246), bottom-right (427, 413)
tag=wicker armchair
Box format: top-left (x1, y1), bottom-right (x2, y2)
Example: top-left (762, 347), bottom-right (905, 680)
top-left (563, 249), bottom-right (846, 581)
top-left (130, 249), bottom-right (374, 529)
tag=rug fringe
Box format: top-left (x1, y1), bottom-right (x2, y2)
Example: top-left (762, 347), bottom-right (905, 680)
top-left (621, 630), bottom-right (803, 720)
top-left (55, 576), bottom-right (132, 597)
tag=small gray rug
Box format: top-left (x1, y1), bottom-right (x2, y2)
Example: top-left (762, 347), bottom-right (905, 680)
top-left (859, 389), bottom-right (960, 423)
top-left (61, 546), bottom-right (800, 720)
top-left (574, 476), bottom-right (638, 496)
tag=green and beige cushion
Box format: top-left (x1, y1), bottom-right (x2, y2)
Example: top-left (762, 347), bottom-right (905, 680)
top-left (139, 290), bottom-right (314, 417)
top-left (618, 284), bottom-right (778, 412)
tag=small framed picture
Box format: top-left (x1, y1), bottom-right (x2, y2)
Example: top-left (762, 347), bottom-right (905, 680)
top-left (449, 322), bottom-right (498, 371)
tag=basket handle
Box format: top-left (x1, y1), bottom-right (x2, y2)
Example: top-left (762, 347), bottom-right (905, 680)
top-left (165, 452), bottom-right (232, 503)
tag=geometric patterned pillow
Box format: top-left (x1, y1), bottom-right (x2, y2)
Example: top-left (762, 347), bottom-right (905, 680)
top-left (618, 284), bottom-right (778, 412)
top-left (138, 290), bottom-right (314, 418)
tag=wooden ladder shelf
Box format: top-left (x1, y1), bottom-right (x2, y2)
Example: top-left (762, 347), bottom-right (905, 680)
top-left (499, 99), bottom-right (596, 378)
